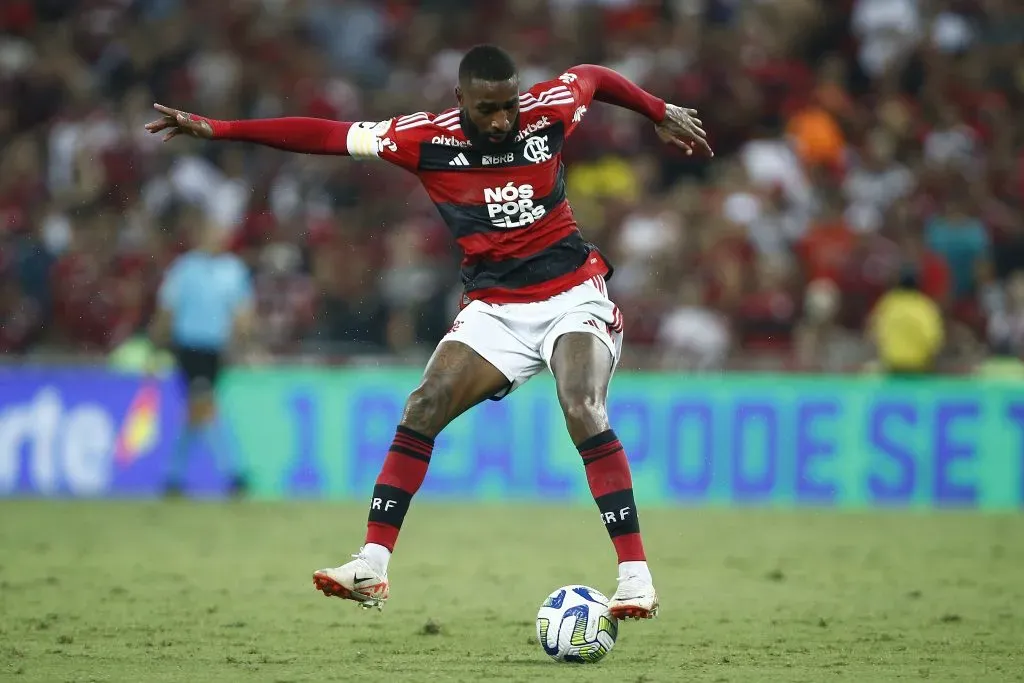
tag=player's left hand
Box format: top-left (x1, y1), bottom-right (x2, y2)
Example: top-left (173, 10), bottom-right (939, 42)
top-left (655, 104), bottom-right (713, 157)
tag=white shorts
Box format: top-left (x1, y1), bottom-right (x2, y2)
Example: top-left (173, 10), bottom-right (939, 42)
top-left (443, 276), bottom-right (624, 400)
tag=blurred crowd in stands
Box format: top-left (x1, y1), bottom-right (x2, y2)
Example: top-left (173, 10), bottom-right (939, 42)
top-left (1, 0), bottom-right (1023, 373)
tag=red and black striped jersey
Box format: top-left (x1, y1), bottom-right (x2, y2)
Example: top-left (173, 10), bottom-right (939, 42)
top-left (209, 64), bottom-right (667, 304)
top-left (344, 67), bottom-right (611, 304)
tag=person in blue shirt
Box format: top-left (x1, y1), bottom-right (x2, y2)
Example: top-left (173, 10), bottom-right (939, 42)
top-left (924, 196), bottom-right (991, 300)
top-left (150, 219), bottom-right (257, 497)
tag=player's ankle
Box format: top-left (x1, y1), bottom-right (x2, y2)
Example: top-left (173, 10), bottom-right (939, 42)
top-left (361, 542), bottom-right (392, 575)
top-left (617, 560), bottom-right (652, 583)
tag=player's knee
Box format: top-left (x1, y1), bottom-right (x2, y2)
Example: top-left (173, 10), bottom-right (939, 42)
top-left (401, 383), bottom-right (450, 437)
top-left (558, 392), bottom-right (608, 434)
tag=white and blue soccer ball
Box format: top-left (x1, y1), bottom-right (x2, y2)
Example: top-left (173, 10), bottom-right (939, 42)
top-left (536, 585), bottom-right (618, 663)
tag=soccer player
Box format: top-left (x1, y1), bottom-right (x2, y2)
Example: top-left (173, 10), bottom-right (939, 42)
top-left (150, 219), bottom-right (256, 497)
top-left (146, 45), bottom-right (711, 620)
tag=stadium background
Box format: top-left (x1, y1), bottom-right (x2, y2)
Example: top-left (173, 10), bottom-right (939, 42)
top-left (2, 0), bottom-right (1022, 503)
top-left (2, 2), bottom-right (1023, 681)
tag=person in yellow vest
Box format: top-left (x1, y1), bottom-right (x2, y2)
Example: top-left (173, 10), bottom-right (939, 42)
top-left (868, 271), bottom-right (945, 374)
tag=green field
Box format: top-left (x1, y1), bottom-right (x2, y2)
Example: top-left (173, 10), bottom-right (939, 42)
top-left (0, 501), bottom-right (1022, 682)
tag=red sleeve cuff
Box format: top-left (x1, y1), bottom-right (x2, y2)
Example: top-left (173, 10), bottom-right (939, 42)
top-left (207, 118), bottom-right (230, 138)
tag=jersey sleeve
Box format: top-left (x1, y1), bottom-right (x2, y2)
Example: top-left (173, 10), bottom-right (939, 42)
top-left (524, 72), bottom-right (596, 139)
top-left (209, 115), bottom-right (423, 172)
top-left (344, 116), bottom-right (423, 172)
top-left (536, 65), bottom-right (667, 137)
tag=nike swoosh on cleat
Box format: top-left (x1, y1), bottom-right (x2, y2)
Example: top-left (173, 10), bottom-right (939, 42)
top-left (352, 575), bottom-right (378, 584)
top-left (613, 596), bottom-right (648, 601)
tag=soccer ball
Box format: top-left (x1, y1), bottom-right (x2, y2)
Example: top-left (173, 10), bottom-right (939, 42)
top-left (536, 585), bottom-right (618, 663)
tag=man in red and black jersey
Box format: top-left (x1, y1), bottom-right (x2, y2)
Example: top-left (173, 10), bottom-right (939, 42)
top-left (147, 45), bottom-right (710, 620)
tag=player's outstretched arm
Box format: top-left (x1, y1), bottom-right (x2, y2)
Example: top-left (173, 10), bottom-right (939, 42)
top-left (144, 103), bottom-right (353, 155)
top-left (567, 65), bottom-right (712, 157)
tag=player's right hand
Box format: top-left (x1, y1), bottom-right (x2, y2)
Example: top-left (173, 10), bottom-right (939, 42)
top-left (655, 104), bottom-right (713, 157)
top-left (145, 104), bottom-right (214, 141)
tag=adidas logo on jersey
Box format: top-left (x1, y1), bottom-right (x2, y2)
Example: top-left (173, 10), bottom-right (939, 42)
top-left (449, 153), bottom-right (470, 167)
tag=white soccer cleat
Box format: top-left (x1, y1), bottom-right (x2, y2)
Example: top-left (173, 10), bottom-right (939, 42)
top-left (608, 574), bottom-right (659, 620)
top-left (312, 551), bottom-right (389, 610)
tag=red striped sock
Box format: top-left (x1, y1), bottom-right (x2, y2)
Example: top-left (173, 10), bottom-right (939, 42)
top-left (365, 426), bottom-right (434, 552)
top-left (578, 430), bottom-right (646, 562)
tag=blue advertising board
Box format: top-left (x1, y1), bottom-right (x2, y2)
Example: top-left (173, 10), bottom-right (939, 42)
top-left (2, 367), bottom-right (1023, 508)
top-left (0, 368), bottom-right (229, 497)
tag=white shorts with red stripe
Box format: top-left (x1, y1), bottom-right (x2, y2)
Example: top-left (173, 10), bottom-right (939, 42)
top-left (442, 276), bottom-right (623, 400)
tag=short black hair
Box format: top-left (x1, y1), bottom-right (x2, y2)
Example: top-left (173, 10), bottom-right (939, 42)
top-left (459, 44), bottom-right (517, 85)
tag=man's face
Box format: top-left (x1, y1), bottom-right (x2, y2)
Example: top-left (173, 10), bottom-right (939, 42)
top-left (457, 77), bottom-right (520, 147)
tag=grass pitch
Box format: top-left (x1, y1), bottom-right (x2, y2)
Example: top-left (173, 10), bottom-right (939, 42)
top-left (0, 501), bottom-right (1022, 682)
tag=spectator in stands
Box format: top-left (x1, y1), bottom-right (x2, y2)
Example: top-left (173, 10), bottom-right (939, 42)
top-left (0, 0), bottom-right (1020, 376)
top-left (867, 270), bottom-right (945, 375)
top-left (656, 276), bottom-right (731, 371)
top-left (254, 241), bottom-right (317, 355)
top-left (924, 192), bottom-right (991, 300)
top-left (794, 278), bottom-right (866, 372)
top-left (0, 271), bottom-right (42, 354)
top-left (796, 187), bottom-right (856, 286)
top-left (987, 270), bottom-right (1024, 359)
top-left (736, 251), bottom-right (799, 363)
top-left (843, 128), bottom-right (915, 224)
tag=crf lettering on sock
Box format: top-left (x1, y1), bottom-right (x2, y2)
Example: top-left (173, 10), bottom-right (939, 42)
top-left (577, 429), bottom-right (646, 563)
top-left (364, 426), bottom-right (435, 552)
top-left (367, 484), bottom-right (412, 528)
top-left (601, 506), bottom-right (633, 525)
top-left (594, 489), bottom-right (640, 537)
